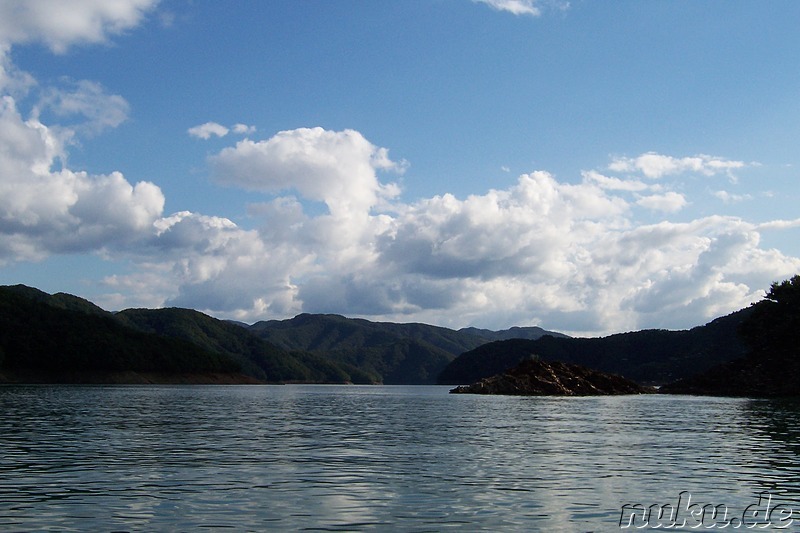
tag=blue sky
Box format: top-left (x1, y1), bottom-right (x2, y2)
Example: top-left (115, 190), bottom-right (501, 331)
top-left (1, 0), bottom-right (799, 335)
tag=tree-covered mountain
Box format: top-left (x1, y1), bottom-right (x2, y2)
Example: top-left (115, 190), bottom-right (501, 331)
top-left (662, 275), bottom-right (800, 396)
top-left (5, 281), bottom-right (781, 389)
top-left (248, 313), bottom-right (487, 384)
top-left (0, 285), bottom-right (569, 385)
top-left (0, 285), bottom-right (242, 381)
top-left (438, 308), bottom-right (754, 386)
top-left (115, 308), bottom-right (370, 383)
top-left (0, 285), bottom-right (373, 383)
top-left (458, 326), bottom-right (569, 342)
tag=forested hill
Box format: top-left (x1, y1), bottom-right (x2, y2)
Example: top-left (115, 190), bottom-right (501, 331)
top-left (0, 284), bottom-right (565, 385)
top-left (248, 313), bottom-right (484, 384)
top-left (458, 326), bottom-right (569, 342)
top-left (0, 285), bottom-right (364, 384)
top-left (0, 285), bottom-right (243, 381)
top-left (438, 308), bottom-right (754, 386)
top-left (3, 282), bottom-right (773, 388)
top-left (661, 276), bottom-right (800, 396)
top-left (114, 308), bottom-right (372, 384)
top-left (247, 313), bottom-right (566, 384)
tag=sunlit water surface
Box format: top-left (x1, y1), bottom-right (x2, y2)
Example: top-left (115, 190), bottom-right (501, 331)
top-left (1, 385), bottom-right (799, 531)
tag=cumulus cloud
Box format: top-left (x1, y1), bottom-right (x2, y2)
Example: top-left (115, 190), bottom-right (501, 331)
top-left (0, 0), bottom-right (162, 262)
top-left (0, 0), bottom-right (160, 261)
top-left (0, 118), bottom-right (777, 335)
top-left (188, 122), bottom-right (229, 139)
top-left (713, 190), bottom-right (752, 204)
top-left (0, 0), bottom-right (795, 336)
top-left (582, 170), bottom-right (649, 192)
top-left (134, 210), bottom-right (310, 319)
top-left (139, 143), bottom-right (794, 335)
top-left (0, 0), bottom-right (159, 53)
top-left (0, 95), bottom-right (164, 261)
top-left (475, 0), bottom-right (542, 16)
top-left (636, 191), bottom-right (687, 212)
top-left (609, 152), bottom-right (746, 179)
top-left (4, 81), bottom-right (797, 334)
top-left (232, 123), bottom-right (256, 135)
top-left (188, 122), bottom-right (257, 139)
top-left (34, 78), bottom-right (130, 136)
top-left (757, 219), bottom-right (800, 231)
top-left (358, 171), bottom-right (795, 333)
top-left (210, 127), bottom-right (404, 217)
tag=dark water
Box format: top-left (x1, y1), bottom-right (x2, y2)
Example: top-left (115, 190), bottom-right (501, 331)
top-left (1, 385), bottom-right (799, 531)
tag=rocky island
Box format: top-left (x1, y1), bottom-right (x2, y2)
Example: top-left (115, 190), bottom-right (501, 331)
top-left (449, 358), bottom-right (654, 396)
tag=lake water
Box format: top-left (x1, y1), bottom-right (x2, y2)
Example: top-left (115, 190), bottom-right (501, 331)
top-left (1, 385), bottom-right (799, 531)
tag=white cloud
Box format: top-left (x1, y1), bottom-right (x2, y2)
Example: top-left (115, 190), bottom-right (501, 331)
top-left (35, 79), bottom-right (129, 135)
top-left (636, 191), bottom-right (687, 212)
top-left (188, 122), bottom-right (257, 139)
top-left (0, 45), bottom-right (35, 95)
top-left (127, 210), bottom-right (311, 319)
top-left (582, 170), bottom-right (649, 192)
top-left (713, 190), bottom-right (752, 204)
top-left (63, 137), bottom-right (796, 336)
top-left (2, 71), bottom-right (797, 334)
top-left (757, 219), bottom-right (800, 231)
top-left (0, 2), bottom-right (162, 263)
top-left (475, 0), bottom-right (542, 16)
top-left (232, 123), bottom-right (256, 135)
top-left (4, 0), bottom-right (793, 338)
top-left (188, 122), bottom-right (229, 139)
top-left (0, 0), bottom-right (159, 53)
top-left (609, 152), bottom-right (747, 179)
top-left (0, 93), bottom-right (163, 262)
top-left (365, 176), bottom-right (797, 333)
top-left (210, 127), bottom-right (404, 218)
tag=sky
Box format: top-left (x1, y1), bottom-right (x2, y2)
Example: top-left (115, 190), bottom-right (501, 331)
top-left (1, 0), bottom-right (799, 336)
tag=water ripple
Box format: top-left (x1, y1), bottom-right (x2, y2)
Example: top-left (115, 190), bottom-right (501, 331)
top-left (1, 385), bottom-right (799, 531)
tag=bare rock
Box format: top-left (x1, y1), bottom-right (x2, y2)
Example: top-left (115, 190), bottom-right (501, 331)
top-left (450, 359), bottom-right (653, 396)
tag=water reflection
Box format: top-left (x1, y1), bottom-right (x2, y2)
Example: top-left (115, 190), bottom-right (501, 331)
top-left (1, 385), bottom-right (799, 530)
top-left (737, 398), bottom-right (800, 511)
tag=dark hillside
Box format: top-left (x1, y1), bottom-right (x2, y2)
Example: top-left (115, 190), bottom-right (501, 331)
top-left (663, 275), bottom-right (800, 396)
top-left (459, 325), bottom-right (569, 341)
top-left (116, 308), bottom-right (366, 383)
top-left (0, 286), bottom-right (240, 379)
top-left (250, 313), bottom-right (486, 354)
top-left (438, 308), bottom-right (753, 385)
top-left (249, 313), bottom-right (487, 384)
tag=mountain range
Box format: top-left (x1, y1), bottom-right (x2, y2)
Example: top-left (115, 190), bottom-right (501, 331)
top-left (0, 282), bottom-right (773, 388)
top-left (438, 308), bottom-right (753, 386)
top-left (0, 284), bottom-right (560, 385)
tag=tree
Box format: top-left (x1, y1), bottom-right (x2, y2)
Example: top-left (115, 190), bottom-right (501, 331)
top-left (739, 275), bottom-right (800, 360)
top-left (765, 275), bottom-right (800, 308)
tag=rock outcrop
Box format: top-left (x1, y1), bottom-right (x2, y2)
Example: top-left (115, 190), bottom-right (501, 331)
top-left (449, 358), bottom-right (653, 396)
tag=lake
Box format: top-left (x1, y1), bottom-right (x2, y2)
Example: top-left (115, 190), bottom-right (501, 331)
top-left (1, 385), bottom-right (799, 531)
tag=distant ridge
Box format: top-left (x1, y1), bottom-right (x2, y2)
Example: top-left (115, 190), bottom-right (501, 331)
top-left (459, 325), bottom-right (569, 342)
top-left (2, 282), bottom-right (776, 389)
top-left (248, 313), bottom-right (484, 384)
top-left (0, 285), bottom-right (245, 383)
top-left (0, 285), bottom-right (566, 385)
top-left (439, 308), bottom-right (754, 386)
top-left (247, 313), bottom-right (569, 384)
